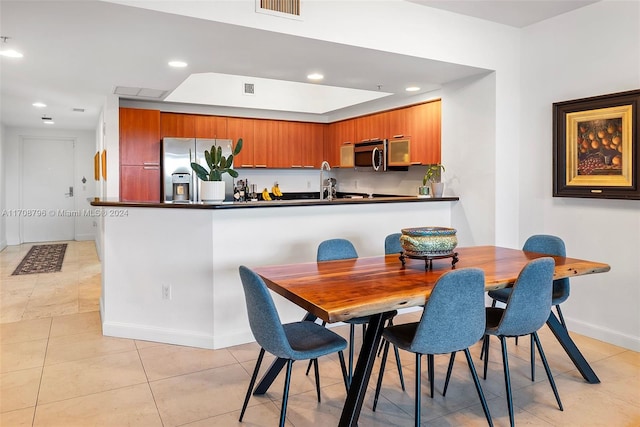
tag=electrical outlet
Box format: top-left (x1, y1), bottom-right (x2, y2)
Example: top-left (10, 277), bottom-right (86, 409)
top-left (162, 284), bottom-right (171, 300)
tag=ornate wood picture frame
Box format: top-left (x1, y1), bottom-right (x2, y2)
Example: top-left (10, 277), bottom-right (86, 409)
top-left (553, 89), bottom-right (640, 200)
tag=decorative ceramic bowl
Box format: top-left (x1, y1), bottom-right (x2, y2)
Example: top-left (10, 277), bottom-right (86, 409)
top-left (400, 227), bottom-right (458, 256)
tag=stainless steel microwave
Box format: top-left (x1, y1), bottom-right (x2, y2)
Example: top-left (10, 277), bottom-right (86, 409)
top-left (354, 140), bottom-right (387, 171)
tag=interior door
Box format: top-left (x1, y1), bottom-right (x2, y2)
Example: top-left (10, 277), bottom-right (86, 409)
top-left (21, 137), bottom-right (75, 242)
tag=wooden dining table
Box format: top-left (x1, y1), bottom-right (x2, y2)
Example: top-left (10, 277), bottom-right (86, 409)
top-left (251, 245), bottom-right (610, 427)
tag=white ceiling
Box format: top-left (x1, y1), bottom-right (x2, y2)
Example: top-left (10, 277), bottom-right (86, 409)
top-left (0, 1), bottom-right (599, 130)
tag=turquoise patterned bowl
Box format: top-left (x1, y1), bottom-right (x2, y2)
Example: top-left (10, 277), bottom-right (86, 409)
top-left (400, 227), bottom-right (458, 256)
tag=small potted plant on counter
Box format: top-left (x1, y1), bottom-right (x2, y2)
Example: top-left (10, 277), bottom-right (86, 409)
top-left (423, 163), bottom-right (445, 198)
top-left (191, 138), bottom-right (243, 203)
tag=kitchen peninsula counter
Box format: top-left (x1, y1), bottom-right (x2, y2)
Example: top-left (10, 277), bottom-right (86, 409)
top-left (95, 195), bottom-right (458, 350)
top-left (90, 195), bottom-right (458, 209)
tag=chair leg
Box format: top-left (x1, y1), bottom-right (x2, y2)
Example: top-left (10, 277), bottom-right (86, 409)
top-left (499, 336), bottom-right (515, 427)
top-left (279, 359), bottom-right (294, 427)
top-left (532, 331), bottom-right (563, 411)
top-left (373, 340), bottom-right (390, 412)
top-left (239, 348), bottom-right (265, 422)
top-left (443, 351), bottom-right (456, 396)
top-left (427, 354), bottom-right (435, 398)
top-left (337, 350), bottom-right (349, 393)
top-left (313, 358), bottom-right (321, 403)
top-left (305, 320), bottom-right (327, 376)
top-left (464, 348), bottom-right (494, 427)
top-left (392, 344), bottom-right (406, 391)
top-left (348, 323), bottom-right (355, 388)
top-left (482, 335), bottom-right (490, 380)
top-left (556, 305), bottom-right (567, 329)
top-left (530, 333), bottom-right (535, 381)
top-left (415, 353), bottom-right (422, 427)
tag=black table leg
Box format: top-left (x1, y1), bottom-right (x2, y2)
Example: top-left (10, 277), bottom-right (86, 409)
top-left (339, 312), bottom-right (385, 427)
top-left (546, 312), bottom-right (600, 384)
top-left (253, 312), bottom-right (318, 395)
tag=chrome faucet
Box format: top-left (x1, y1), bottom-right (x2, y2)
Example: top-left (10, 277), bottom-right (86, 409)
top-left (320, 161), bottom-right (331, 200)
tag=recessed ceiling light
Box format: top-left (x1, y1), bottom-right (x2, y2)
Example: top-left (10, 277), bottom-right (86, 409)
top-left (307, 73), bottom-right (324, 81)
top-left (406, 86), bottom-right (420, 92)
top-left (33, 102), bottom-right (47, 108)
top-left (168, 61), bottom-right (188, 68)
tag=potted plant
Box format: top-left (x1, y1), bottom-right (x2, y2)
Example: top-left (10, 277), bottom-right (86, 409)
top-left (423, 163), bottom-right (445, 198)
top-left (191, 138), bottom-right (243, 202)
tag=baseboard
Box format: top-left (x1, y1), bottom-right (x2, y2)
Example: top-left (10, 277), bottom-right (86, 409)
top-left (568, 316), bottom-right (640, 352)
top-left (102, 320), bottom-right (216, 349)
top-left (0, 239), bottom-right (7, 252)
top-left (75, 233), bottom-right (94, 241)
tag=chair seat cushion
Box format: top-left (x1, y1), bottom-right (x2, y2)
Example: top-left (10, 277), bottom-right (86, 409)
top-left (382, 322), bottom-right (418, 351)
top-left (283, 321), bottom-right (348, 360)
top-left (487, 288), bottom-right (511, 303)
top-left (345, 310), bottom-right (397, 325)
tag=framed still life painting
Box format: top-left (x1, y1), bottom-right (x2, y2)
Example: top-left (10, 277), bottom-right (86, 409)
top-left (553, 89), bottom-right (640, 200)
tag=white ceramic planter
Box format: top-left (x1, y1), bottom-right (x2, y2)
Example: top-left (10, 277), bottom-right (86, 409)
top-left (430, 182), bottom-right (445, 198)
top-left (200, 181), bottom-right (225, 203)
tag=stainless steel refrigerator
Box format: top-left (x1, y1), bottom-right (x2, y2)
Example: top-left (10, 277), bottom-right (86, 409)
top-left (161, 138), bottom-right (235, 203)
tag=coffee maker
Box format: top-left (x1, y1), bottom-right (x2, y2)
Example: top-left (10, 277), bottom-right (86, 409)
top-left (171, 173), bottom-right (191, 202)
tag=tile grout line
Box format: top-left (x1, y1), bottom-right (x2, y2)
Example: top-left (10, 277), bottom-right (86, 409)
top-left (135, 341), bottom-right (166, 426)
top-left (30, 317), bottom-right (53, 427)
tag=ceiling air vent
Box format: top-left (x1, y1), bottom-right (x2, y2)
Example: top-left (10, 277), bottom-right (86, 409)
top-left (257, 0), bottom-right (301, 17)
top-left (243, 83), bottom-right (255, 96)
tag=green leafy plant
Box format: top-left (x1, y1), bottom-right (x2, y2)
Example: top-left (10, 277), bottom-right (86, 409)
top-left (191, 138), bottom-right (243, 181)
top-left (423, 164), bottom-right (445, 185)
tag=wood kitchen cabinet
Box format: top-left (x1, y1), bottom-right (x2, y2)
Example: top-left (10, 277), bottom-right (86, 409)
top-left (354, 111), bottom-right (388, 143)
top-left (195, 115), bottom-right (227, 139)
top-left (284, 121), bottom-right (324, 168)
top-left (119, 108), bottom-right (161, 202)
top-left (387, 106), bottom-right (412, 139)
top-left (251, 119), bottom-right (272, 168)
top-left (409, 100), bottom-right (441, 165)
top-left (227, 117), bottom-right (255, 168)
top-left (160, 112), bottom-right (195, 138)
top-left (325, 119), bottom-right (355, 167)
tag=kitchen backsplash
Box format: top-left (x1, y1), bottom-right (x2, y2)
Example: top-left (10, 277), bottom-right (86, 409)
top-left (237, 166), bottom-right (431, 196)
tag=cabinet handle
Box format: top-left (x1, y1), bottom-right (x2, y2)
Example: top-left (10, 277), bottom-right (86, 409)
top-left (291, 165), bottom-right (302, 168)
top-left (410, 162), bottom-right (422, 165)
top-left (143, 162), bottom-right (159, 166)
top-left (303, 165), bottom-right (314, 168)
top-left (392, 134), bottom-right (404, 138)
top-left (240, 164), bottom-right (254, 168)
top-left (255, 164), bottom-right (267, 168)
top-left (143, 166), bottom-right (159, 170)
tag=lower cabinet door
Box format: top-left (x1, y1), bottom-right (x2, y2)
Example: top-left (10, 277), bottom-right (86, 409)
top-left (120, 165), bottom-right (161, 202)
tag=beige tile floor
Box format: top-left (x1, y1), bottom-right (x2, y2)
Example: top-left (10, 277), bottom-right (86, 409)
top-left (1, 241), bottom-right (639, 426)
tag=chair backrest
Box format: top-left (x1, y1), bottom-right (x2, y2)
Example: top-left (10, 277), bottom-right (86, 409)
top-left (384, 233), bottom-right (403, 254)
top-left (523, 234), bottom-right (570, 303)
top-left (317, 238), bottom-right (358, 261)
top-left (239, 265), bottom-right (294, 359)
top-left (495, 257), bottom-right (555, 337)
top-left (409, 268), bottom-right (486, 355)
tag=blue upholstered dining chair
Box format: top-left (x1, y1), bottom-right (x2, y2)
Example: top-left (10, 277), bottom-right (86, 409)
top-left (315, 238), bottom-right (405, 390)
top-left (238, 266), bottom-right (349, 427)
top-left (384, 232), bottom-right (403, 255)
top-left (486, 234), bottom-right (570, 380)
top-left (481, 257), bottom-right (563, 427)
top-left (373, 268), bottom-right (493, 427)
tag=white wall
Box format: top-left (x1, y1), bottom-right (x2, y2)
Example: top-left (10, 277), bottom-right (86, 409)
top-left (0, 124), bottom-right (6, 250)
top-left (519, 0), bottom-right (640, 350)
top-left (4, 126), bottom-right (97, 244)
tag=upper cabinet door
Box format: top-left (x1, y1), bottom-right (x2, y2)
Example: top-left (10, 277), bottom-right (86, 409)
top-left (354, 112), bottom-right (389, 142)
top-left (160, 113), bottom-right (195, 138)
top-left (387, 107), bottom-right (412, 140)
top-left (227, 117), bottom-right (255, 168)
top-left (410, 100), bottom-right (441, 165)
top-left (119, 108), bottom-right (161, 165)
top-left (195, 115), bottom-right (228, 139)
top-left (253, 119), bottom-right (276, 168)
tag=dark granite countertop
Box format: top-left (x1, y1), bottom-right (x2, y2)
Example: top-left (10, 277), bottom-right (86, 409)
top-left (89, 193), bottom-right (458, 209)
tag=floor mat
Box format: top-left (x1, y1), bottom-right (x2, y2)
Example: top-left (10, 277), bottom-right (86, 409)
top-left (11, 243), bottom-right (68, 275)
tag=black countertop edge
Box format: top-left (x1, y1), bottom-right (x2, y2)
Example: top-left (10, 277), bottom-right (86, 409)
top-left (89, 196), bottom-right (459, 209)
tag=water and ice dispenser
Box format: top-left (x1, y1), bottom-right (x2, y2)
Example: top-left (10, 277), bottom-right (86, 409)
top-left (171, 173), bottom-right (191, 202)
